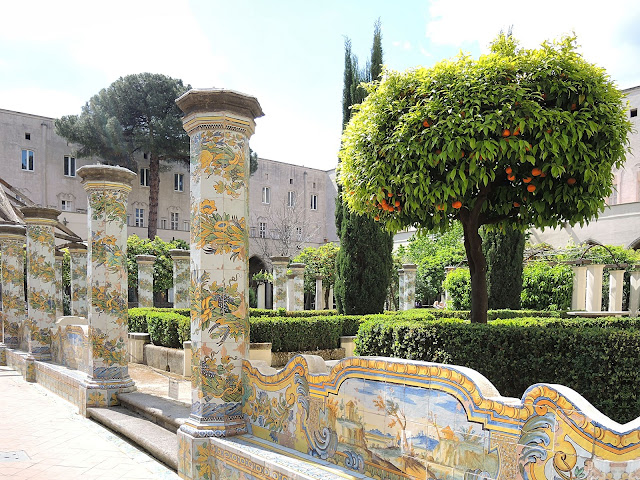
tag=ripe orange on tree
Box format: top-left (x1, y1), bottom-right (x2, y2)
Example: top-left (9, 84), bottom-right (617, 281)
top-left (423, 120), bottom-right (430, 127)
top-left (508, 174), bottom-right (516, 181)
top-left (527, 184), bottom-right (536, 192)
top-left (532, 168), bottom-right (542, 176)
top-left (506, 167), bottom-right (513, 174)
top-left (502, 129), bottom-right (511, 137)
top-left (523, 177), bottom-right (532, 184)
top-left (513, 201), bottom-right (521, 207)
top-left (567, 177), bottom-right (577, 185)
top-left (452, 200), bottom-right (462, 209)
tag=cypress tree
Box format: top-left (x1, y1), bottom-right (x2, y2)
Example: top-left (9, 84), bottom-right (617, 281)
top-left (335, 19), bottom-right (393, 314)
top-left (482, 228), bottom-right (526, 309)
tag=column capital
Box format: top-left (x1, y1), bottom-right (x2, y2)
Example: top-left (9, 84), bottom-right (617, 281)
top-left (402, 263), bottom-right (417, 272)
top-left (271, 256), bottom-right (290, 266)
top-left (176, 88), bottom-right (264, 137)
top-left (169, 249), bottom-right (190, 258)
top-left (66, 242), bottom-right (87, 253)
top-left (77, 165), bottom-right (137, 190)
top-left (21, 206), bottom-right (60, 223)
top-left (135, 254), bottom-right (157, 264)
top-left (290, 263), bottom-right (305, 274)
top-left (0, 223), bottom-right (26, 238)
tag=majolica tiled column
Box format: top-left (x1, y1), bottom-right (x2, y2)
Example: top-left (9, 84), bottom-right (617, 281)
top-left (54, 250), bottom-right (64, 320)
top-left (136, 255), bottom-right (156, 308)
top-left (176, 88), bottom-right (263, 455)
top-left (170, 249), bottom-right (190, 309)
top-left (271, 256), bottom-right (289, 310)
top-left (608, 268), bottom-right (626, 312)
top-left (77, 165), bottom-right (136, 409)
top-left (586, 264), bottom-right (605, 312)
top-left (290, 263), bottom-right (305, 311)
top-left (571, 263), bottom-right (589, 311)
top-left (67, 243), bottom-right (88, 317)
top-left (398, 268), bottom-right (405, 310)
top-left (22, 207), bottom-right (60, 360)
top-left (0, 224), bottom-right (26, 350)
top-left (630, 268), bottom-right (640, 317)
top-left (402, 264), bottom-right (418, 310)
top-left (256, 282), bottom-right (266, 309)
top-left (315, 275), bottom-right (324, 310)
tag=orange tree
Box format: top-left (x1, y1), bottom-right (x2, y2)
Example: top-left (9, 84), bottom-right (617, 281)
top-left (338, 35), bottom-right (631, 323)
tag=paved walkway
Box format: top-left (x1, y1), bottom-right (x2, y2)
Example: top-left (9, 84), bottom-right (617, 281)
top-left (0, 366), bottom-right (180, 479)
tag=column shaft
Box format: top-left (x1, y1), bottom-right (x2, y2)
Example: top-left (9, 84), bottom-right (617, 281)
top-left (315, 276), bottom-right (324, 310)
top-left (22, 207), bottom-right (60, 360)
top-left (0, 226), bottom-right (26, 349)
top-left (630, 271), bottom-right (640, 317)
top-left (55, 251), bottom-right (64, 320)
top-left (271, 257), bottom-right (289, 310)
top-left (68, 244), bottom-right (88, 317)
top-left (136, 255), bottom-right (156, 308)
top-left (170, 249), bottom-right (190, 309)
top-left (586, 264), bottom-right (605, 312)
top-left (608, 269), bottom-right (626, 312)
top-left (290, 263), bottom-right (305, 311)
top-left (403, 264), bottom-right (417, 310)
top-left (571, 265), bottom-right (588, 311)
top-left (257, 283), bottom-right (266, 309)
top-left (398, 269), bottom-right (405, 310)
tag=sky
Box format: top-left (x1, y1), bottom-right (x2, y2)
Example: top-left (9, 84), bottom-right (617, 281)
top-left (1, 0), bottom-right (639, 171)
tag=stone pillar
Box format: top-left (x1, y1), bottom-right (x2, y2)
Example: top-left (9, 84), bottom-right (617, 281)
top-left (176, 87), bottom-right (263, 449)
top-left (257, 282), bottom-right (266, 309)
top-left (329, 286), bottom-right (334, 310)
top-left (136, 255), bottom-right (156, 308)
top-left (315, 275), bottom-right (324, 310)
top-left (608, 269), bottom-right (626, 312)
top-left (169, 249), bottom-right (190, 309)
top-left (77, 165), bottom-right (136, 408)
top-left (0, 225), bottom-right (26, 349)
top-left (67, 243), bottom-right (88, 317)
top-left (630, 269), bottom-right (640, 317)
top-left (586, 264), bottom-right (605, 312)
top-left (403, 263), bottom-right (418, 310)
top-left (271, 256), bottom-right (289, 310)
top-left (398, 268), bottom-right (405, 310)
top-left (22, 207), bottom-right (60, 360)
top-left (286, 272), bottom-right (294, 311)
top-left (571, 264), bottom-right (588, 311)
top-left (290, 263), bottom-right (305, 311)
top-left (54, 250), bottom-right (64, 320)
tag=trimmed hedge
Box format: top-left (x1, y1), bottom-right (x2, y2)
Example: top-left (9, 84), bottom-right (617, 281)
top-left (356, 316), bottom-right (640, 423)
top-left (249, 308), bottom-right (340, 318)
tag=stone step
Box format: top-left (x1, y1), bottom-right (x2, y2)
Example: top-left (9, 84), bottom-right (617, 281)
top-left (117, 391), bottom-right (190, 433)
top-left (87, 406), bottom-right (178, 471)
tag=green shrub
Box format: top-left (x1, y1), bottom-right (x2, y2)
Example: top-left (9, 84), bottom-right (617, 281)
top-left (441, 268), bottom-right (471, 309)
top-left (356, 316), bottom-right (640, 423)
top-left (146, 311), bottom-right (185, 348)
top-left (250, 315), bottom-right (343, 352)
top-left (248, 308), bottom-right (339, 318)
top-left (128, 308), bottom-right (150, 333)
top-left (521, 262), bottom-right (573, 310)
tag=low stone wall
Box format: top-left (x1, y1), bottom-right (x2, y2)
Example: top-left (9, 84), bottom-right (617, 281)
top-left (51, 324), bottom-right (89, 372)
top-left (143, 344), bottom-right (185, 375)
top-left (271, 347), bottom-right (345, 368)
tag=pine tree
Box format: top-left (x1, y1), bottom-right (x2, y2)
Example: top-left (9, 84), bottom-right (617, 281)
top-left (482, 228), bottom-right (526, 310)
top-left (335, 19), bottom-right (393, 314)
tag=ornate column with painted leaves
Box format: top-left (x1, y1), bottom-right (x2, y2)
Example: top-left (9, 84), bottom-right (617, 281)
top-left (0, 224), bottom-right (26, 350)
top-left (290, 263), bottom-right (305, 311)
top-left (402, 263), bottom-right (417, 310)
top-left (54, 249), bottom-right (64, 320)
top-left (175, 88), bottom-right (263, 477)
top-left (77, 165), bottom-right (136, 409)
top-left (271, 256), bottom-right (289, 310)
top-left (21, 207), bottom-right (60, 360)
top-left (67, 242), bottom-right (88, 317)
top-left (170, 249), bottom-right (190, 309)
top-left (136, 255), bottom-right (156, 308)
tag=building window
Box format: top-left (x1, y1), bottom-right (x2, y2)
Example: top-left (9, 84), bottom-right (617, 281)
top-left (61, 200), bottom-right (72, 211)
top-left (262, 186), bottom-right (270, 204)
top-left (64, 155), bottom-right (76, 177)
top-left (170, 212), bottom-right (179, 230)
top-left (631, 108), bottom-right (638, 118)
top-left (287, 191), bottom-right (296, 208)
top-left (160, 218), bottom-right (167, 229)
top-left (127, 214), bottom-right (131, 226)
top-left (143, 152), bottom-right (148, 159)
top-left (135, 208), bottom-right (145, 227)
top-left (25, 133), bottom-right (30, 140)
top-left (183, 220), bottom-right (189, 231)
top-left (289, 178), bottom-right (293, 184)
top-left (310, 194), bottom-right (318, 210)
top-left (296, 227), bottom-right (303, 240)
top-left (174, 173), bottom-right (184, 192)
top-left (140, 168), bottom-right (149, 187)
top-left (312, 182), bottom-right (316, 189)
top-left (259, 222), bottom-right (267, 238)
top-left (21, 149), bottom-right (34, 171)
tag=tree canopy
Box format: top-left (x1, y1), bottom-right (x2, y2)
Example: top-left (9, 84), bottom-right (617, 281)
top-left (339, 34), bottom-right (632, 322)
top-left (56, 73), bottom-right (190, 239)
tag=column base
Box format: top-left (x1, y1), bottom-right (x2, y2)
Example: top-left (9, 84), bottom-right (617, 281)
top-left (80, 376), bottom-right (136, 416)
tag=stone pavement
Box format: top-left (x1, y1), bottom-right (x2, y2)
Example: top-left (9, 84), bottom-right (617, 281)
top-left (0, 365), bottom-right (180, 479)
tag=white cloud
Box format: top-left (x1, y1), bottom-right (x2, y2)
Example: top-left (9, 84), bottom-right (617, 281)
top-left (425, 0), bottom-right (640, 88)
top-left (0, 0), bottom-right (227, 88)
top-left (0, 88), bottom-right (86, 119)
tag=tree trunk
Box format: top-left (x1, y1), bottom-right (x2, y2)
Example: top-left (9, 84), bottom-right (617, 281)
top-left (147, 154), bottom-right (159, 240)
top-left (461, 217), bottom-right (488, 323)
